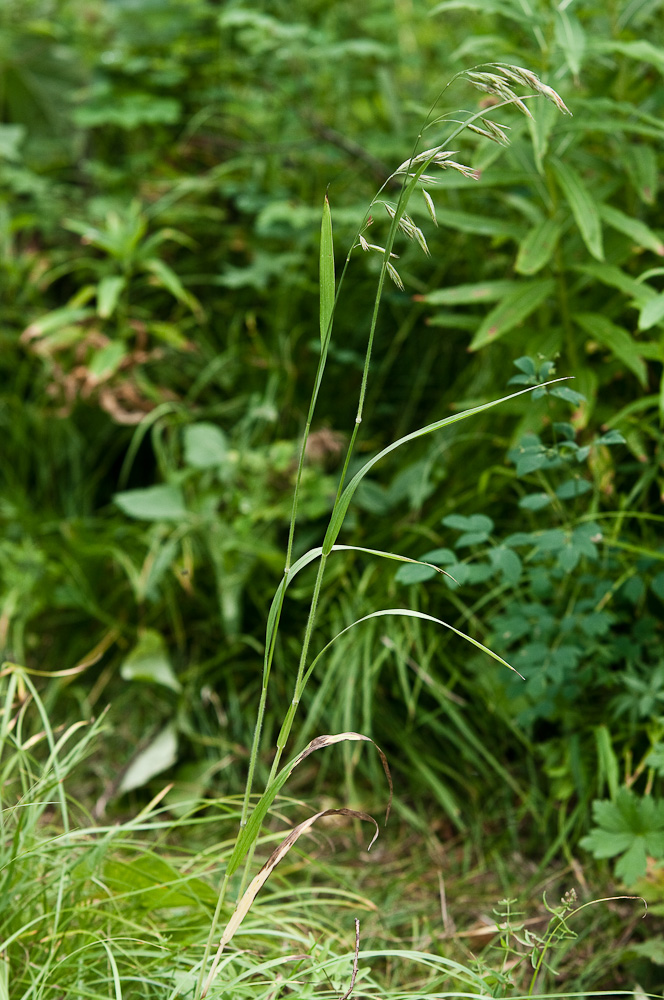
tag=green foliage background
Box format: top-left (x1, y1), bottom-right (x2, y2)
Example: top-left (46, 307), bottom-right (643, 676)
top-left (3, 2), bottom-right (664, 984)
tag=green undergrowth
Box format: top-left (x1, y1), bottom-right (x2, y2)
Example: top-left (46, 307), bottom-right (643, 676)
top-left (0, 669), bottom-right (660, 998)
top-left (3, 1), bottom-right (664, 996)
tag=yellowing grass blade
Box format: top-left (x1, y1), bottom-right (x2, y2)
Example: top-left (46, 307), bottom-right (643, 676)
top-left (227, 732), bottom-right (392, 879)
top-left (203, 806), bottom-right (379, 993)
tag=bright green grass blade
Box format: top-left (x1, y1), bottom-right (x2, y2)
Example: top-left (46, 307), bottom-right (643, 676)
top-left (323, 379), bottom-right (565, 554)
top-left (550, 156), bottom-right (604, 261)
top-left (322, 380), bottom-right (566, 555)
top-left (100, 940), bottom-right (123, 1000)
top-left (301, 609), bottom-right (521, 687)
top-left (320, 193), bottom-right (334, 349)
top-left (469, 278), bottom-right (555, 350)
top-left (263, 544), bottom-right (453, 687)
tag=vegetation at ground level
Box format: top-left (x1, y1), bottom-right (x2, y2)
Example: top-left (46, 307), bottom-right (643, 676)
top-left (2, 0), bottom-right (664, 995)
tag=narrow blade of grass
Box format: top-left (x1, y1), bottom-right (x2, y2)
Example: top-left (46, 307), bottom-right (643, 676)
top-left (320, 193), bottom-right (335, 349)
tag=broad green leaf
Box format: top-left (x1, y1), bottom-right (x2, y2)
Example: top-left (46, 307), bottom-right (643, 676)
top-left (148, 321), bottom-right (190, 349)
top-left (549, 385), bottom-right (586, 405)
top-left (442, 514), bottom-right (494, 533)
top-left (469, 279), bottom-right (555, 351)
top-left (434, 207), bottom-right (523, 240)
top-left (319, 194), bottom-right (334, 348)
top-left (597, 429), bottom-right (626, 445)
top-left (395, 563), bottom-right (437, 584)
top-left (517, 450), bottom-right (550, 476)
top-left (513, 355), bottom-right (537, 377)
top-left (629, 940), bottom-right (664, 967)
top-left (624, 143), bottom-right (658, 204)
top-left (551, 157), bottom-right (604, 261)
top-left (431, 0), bottom-right (525, 13)
top-left (574, 262), bottom-right (657, 307)
top-left (421, 547), bottom-right (456, 564)
top-left (354, 479), bottom-right (391, 514)
top-left (73, 93), bottom-right (181, 130)
top-left (455, 531), bottom-right (491, 548)
top-left (488, 546), bottom-right (522, 585)
top-left (638, 292), bottom-right (664, 331)
top-left (441, 563), bottom-right (468, 589)
top-left (114, 484), bottom-right (188, 521)
top-left (554, 10), bottom-right (586, 77)
top-left (518, 493), bottom-right (551, 511)
top-left (97, 275), bottom-right (126, 318)
top-left (22, 306), bottom-right (93, 339)
top-left (183, 423), bottom-right (228, 469)
top-left (596, 38), bottom-right (664, 75)
top-left (580, 788), bottom-right (664, 886)
top-left (646, 743), bottom-right (664, 776)
top-left (120, 629), bottom-right (181, 693)
top-left (598, 203), bottom-right (664, 256)
top-left (103, 853), bottom-right (216, 910)
top-left (0, 122), bottom-right (25, 160)
top-left (652, 571), bottom-right (664, 601)
top-left (142, 258), bottom-right (203, 318)
top-left (555, 478), bottom-right (592, 499)
top-left (574, 312), bottom-right (648, 386)
top-left (527, 96), bottom-right (559, 176)
top-left (533, 528), bottom-right (567, 552)
top-left (515, 217), bottom-right (561, 275)
top-left (88, 341), bottom-right (127, 381)
top-left (465, 562), bottom-right (494, 584)
top-left (426, 311), bottom-right (477, 330)
top-left (119, 724), bottom-right (179, 793)
top-left (418, 279), bottom-right (519, 306)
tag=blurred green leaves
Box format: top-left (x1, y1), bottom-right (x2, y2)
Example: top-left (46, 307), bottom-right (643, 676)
top-left (581, 789), bottom-right (664, 886)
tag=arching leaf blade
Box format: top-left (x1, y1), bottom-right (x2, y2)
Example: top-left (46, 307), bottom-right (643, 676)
top-left (322, 380), bottom-right (568, 555)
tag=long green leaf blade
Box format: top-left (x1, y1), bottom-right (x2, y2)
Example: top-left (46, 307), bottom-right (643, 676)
top-left (574, 312), bottom-right (647, 385)
top-left (599, 203), bottom-right (664, 256)
top-left (638, 292), bottom-right (664, 331)
top-left (551, 157), bottom-right (604, 261)
top-left (417, 279), bottom-right (519, 306)
top-left (573, 262), bottom-right (656, 307)
top-left (322, 379), bottom-right (567, 553)
top-left (319, 193), bottom-right (335, 348)
top-left (515, 218), bottom-right (561, 275)
top-left (263, 544), bottom-right (453, 682)
top-left (469, 279), bottom-right (555, 350)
